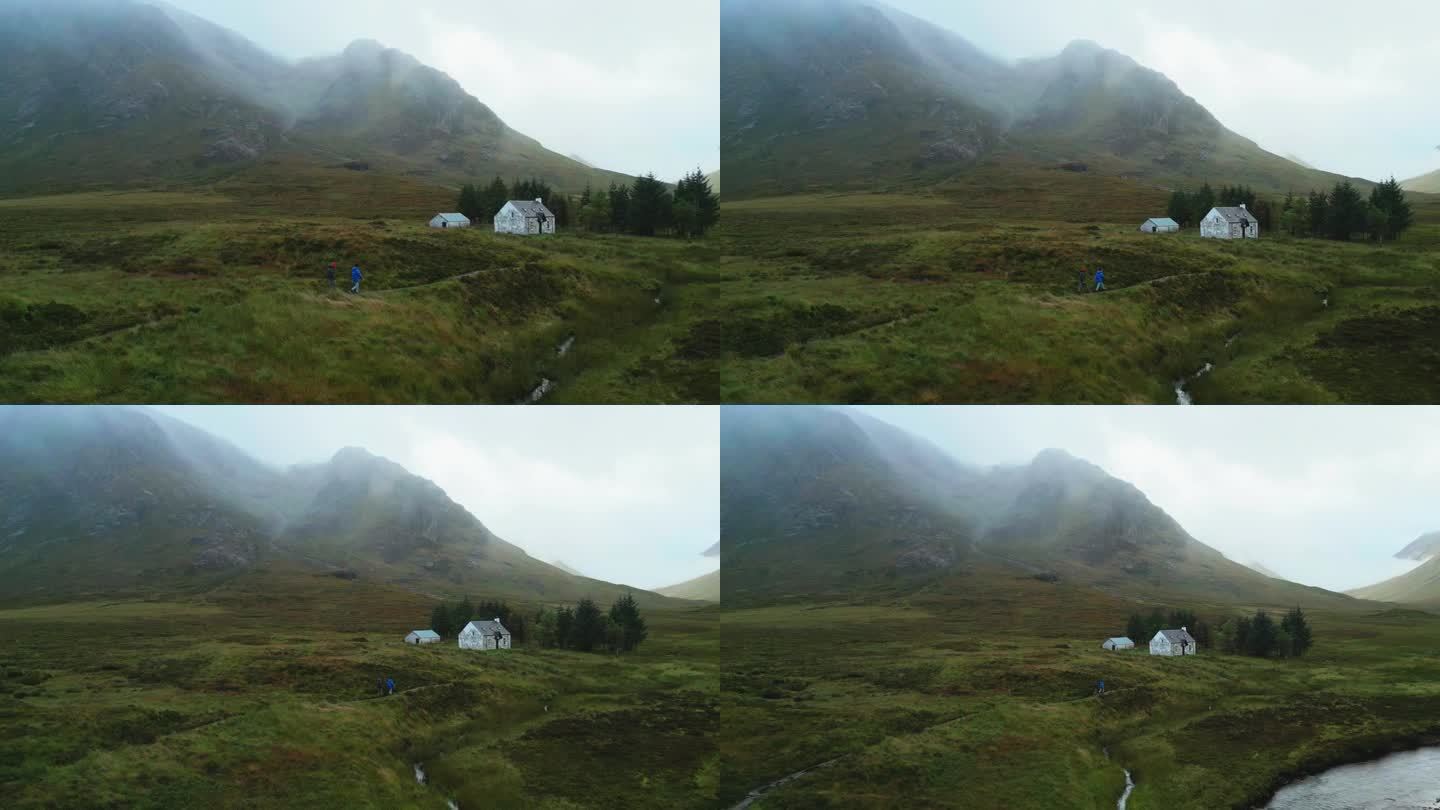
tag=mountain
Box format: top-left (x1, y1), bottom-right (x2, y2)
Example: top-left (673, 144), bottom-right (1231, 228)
top-left (721, 406), bottom-right (1356, 608)
top-left (1402, 167), bottom-right (1440, 194)
top-left (656, 569), bottom-right (720, 601)
top-left (720, 0), bottom-right (1367, 199)
top-left (0, 0), bottom-right (632, 194)
top-left (0, 406), bottom-right (677, 606)
top-left (1394, 530), bottom-right (1440, 561)
top-left (703, 541), bottom-right (719, 558)
top-left (705, 170), bottom-right (721, 195)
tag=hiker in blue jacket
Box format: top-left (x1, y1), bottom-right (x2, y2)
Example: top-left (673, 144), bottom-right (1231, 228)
top-left (1094, 267), bottom-right (1106, 292)
top-left (386, 677), bottom-right (395, 696)
top-left (350, 264), bottom-right (362, 294)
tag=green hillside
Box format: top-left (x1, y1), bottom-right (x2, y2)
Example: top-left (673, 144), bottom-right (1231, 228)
top-left (720, 0), bottom-right (1369, 200)
top-left (656, 569), bottom-right (720, 602)
top-left (1403, 167), bottom-right (1440, 194)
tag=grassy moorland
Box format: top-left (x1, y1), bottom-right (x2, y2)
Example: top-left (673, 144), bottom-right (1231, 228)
top-left (0, 165), bottom-right (725, 403)
top-left (714, 164), bottom-right (1440, 403)
top-left (719, 570), bottom-right (1440, 809)
top-left (0, 569), bottom-right (718, 809)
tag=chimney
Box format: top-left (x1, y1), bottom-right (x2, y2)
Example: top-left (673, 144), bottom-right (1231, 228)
top-left (1239, 204), bottom-right (1247, 210)
top-left (1182, 626), bottom-right (1187, 633)
top-left (535, 197), bottom-right (543, 204)
top-left (494, 617), bottom-right (500, 622)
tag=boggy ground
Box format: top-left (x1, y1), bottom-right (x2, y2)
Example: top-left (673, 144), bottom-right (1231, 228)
top-left (0, 569), bottom-right (719, 809)
top-left (0, 167), bottom-right (725, 403)
top-left (719, 569), bottom-right (1440, 809)
top-left (714, 168), bottom-right (1440, 403)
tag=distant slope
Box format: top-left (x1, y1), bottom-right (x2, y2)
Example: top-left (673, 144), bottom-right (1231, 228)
top-left (656, 569), bottom-right (719, 601)
top-left (720, 0), bottom-right (1368, 199)
top-left (1402, 168), bottom-right (1440, 194)
top-left (0, 407), bottom-right (680, 607)
top-left (706, 170), bottom-right (720, 195)
top-left (722, 406), bottom-right (1358, 609)
top-left (1348, 557), bottom-right (1439, 604)
top-left (0, 0), bottom-right (633, 194)
top-left (1394, 530), bottom-right (1440, 561)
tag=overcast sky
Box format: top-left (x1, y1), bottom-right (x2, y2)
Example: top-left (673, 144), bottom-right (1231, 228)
top-left (161, 0), bottom-right (718, 181)
top-left (851, 406), bottom-right (1440, 593)
top-left (154, 406), bottom-right (718, 591)
top-left (881, 0), bottom-right (1440, 182)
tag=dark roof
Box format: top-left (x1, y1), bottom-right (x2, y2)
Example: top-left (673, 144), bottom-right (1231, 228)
top-left (464, 619), bottom-right (510, 636)
top-left (506, 200), bottom-right (554, 218)
top-left (1210, 206), bottom-right (1258, 224)
top-left (1157, 628), bottom-right (1196, 644)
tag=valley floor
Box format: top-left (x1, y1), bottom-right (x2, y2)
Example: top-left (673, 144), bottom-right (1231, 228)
top-left (715, 177), bottom-right (1440, 403)
top-left (0, 572), bottom-right (719, 809)
top-left (0, 170), bottom-right (725, 403)
top-left (720, 574), bottom-right (1440, 809)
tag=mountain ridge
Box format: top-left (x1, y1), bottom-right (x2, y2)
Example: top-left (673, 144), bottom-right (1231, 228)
top-left (0, 0), bottom-right (635, 194)
top-left (721, 406), bottom-right (1359, 609)
top-left (720, 0), bottom-right (1372, 200)
top-left (0, 407), bottom-right (680, 607)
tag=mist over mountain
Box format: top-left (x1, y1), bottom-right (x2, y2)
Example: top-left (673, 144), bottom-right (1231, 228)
top-left (0, 0), bottom-right (633, 193)
top-left (721, 406), bottom-right (1356, 608)
top-left (720, 0), bottom-right (1368, 198)
top-left (0, 407), bottom-right (674, 605)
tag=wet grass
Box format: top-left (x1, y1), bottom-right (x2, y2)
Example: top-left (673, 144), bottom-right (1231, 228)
top-left (0, 182), bottom-right (726, 403)
top-left (719, 568), bottom-right (1440, 809)
top-left (713, 186), bottom-right (1440, 403)
top-left (0, 570), bottom-right (718, 809)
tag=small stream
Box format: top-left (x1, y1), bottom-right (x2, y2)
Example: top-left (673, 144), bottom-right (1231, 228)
top-left (728, 758), bottom-right (842, 810)
top-left (1117, 768), bottom-right (1135, 810)
top-left (1264, 746), bottom-right (1440, 809)
top-left (413, 762), bottom-right (460, 810)
top-left (521, 336), bottom-right (578, 404)
top-left (1174, 362), bottom-right (1214, 405)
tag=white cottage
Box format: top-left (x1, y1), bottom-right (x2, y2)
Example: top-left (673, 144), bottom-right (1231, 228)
top-left (405, 629), bottom-right (441, 645)
top-left (1200, 206), bottom-right (1259, 240)
top-left (458, 618), bottom-right (512, 651)
top-left (1102, 637), bottom-right (1135, 651)
top-left (429, 213), bottom-right (471, 229)
top-left (1139, 217), bottom-right (1180, 234)
top-left (494, 199), bottom-right (556, 236)
top-left (1149, 627), bottom-right (1198, 656)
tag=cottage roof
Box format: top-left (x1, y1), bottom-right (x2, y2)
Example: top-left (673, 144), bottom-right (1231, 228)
top-left (1209, 207), bottom-right (1258, 224)
top-left (408, 629), bottom-right (440, 639)
top-left (1144, 218), bottom-right (1179, 228)
top-left (434, 213), bottom-right (469, 223)
top-left (506, 200), bottom-right (555, 218)
top-left (464, 619), bottom-right (510, 636)
top-left (1105, 637), bottom-right (1133, 645)
top-left (1156, 628), bottom-right (1196, 644)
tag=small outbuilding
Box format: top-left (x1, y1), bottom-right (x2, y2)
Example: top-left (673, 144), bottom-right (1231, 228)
top-left (1102, 636), bottom-right (1135, 651)
top-left (405, 629), bottom-right (441, 645)
top-left (429, 213), bottom-right (471, 229)
top-left (1139, 217), bottom-right (1180, 234)
top-left (1200, 205), bottom-right (1259, 240)
top-left (458, 618), bottom-right (512, 651)
top-left (1150, 627), bottom-right (1198, 656)
top-left (494, 199), bottom-right (556, 236)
